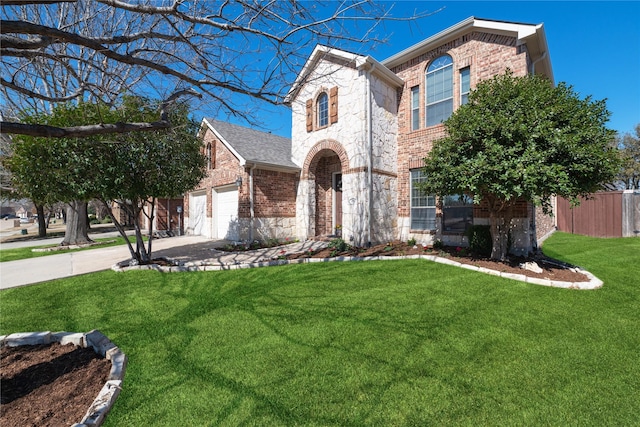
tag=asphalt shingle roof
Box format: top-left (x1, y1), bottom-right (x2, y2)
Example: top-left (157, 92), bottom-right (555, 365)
top-left (205, 118), bottom-right (298, 170)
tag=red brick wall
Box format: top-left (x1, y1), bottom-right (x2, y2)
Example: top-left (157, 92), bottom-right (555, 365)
top-left (391, 32), bottom-right (530, 220)
top-left (243, 169), bottom-right (298, 218)
top-left (185, 129), bottom-right (244, 218)
top-left (187, 127), bottom-right (298, 220)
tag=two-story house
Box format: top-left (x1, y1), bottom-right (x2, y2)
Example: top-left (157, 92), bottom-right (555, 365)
top-left (185, 17), bottom-right (555, 254)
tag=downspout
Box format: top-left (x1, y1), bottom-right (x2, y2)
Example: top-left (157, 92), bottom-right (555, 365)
top-left (529, 50), bottom-right (547, 252)
top-left (529, 51), bottom-right (547, 75)
top-left (249, 163), bottom-right (256, 242)
top-left (365, 61), bottom-right (376, 247)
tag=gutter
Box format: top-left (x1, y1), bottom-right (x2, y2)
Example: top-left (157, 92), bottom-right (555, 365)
top-left (529, 50), bottom-right (547, 76)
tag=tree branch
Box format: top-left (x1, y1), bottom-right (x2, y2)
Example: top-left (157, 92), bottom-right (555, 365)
top-left (0, 120), bottom-right (171, 138)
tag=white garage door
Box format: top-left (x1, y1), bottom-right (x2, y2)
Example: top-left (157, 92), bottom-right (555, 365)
top-left (190, 193), bottom-right (207, 237)
top-left (215, 187), bottom-right (238, 240)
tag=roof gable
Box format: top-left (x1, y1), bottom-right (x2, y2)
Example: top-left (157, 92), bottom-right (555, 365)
top-left (285, 45), bottom-right (403, 104)
top-left (203, 118), bottom-right (299, 172)
top-left (383, 17), bottom-right (553, 82)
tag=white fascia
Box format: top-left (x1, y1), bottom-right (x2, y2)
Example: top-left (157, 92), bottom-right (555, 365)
top-left (382, 17), bottom-right (547, 70)
top-left (356, 56), bottom-right (404, 88)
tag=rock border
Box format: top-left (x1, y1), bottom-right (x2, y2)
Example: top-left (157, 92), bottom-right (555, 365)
top-left (113, 254), bottom-right (603, 290)
top-left (0, 330), bottom-right (126, 427)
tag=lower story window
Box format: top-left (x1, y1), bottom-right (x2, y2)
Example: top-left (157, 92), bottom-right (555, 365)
top-left (410, 169), bottom-right (436, 230)
top-left (442, 194), bottom-right (473, 233)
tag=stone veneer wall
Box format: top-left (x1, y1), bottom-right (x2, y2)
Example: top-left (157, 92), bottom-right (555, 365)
top-left (291, 54), bottom-right (400, 246)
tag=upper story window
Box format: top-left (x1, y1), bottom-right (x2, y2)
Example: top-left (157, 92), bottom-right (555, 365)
top-left (205, 142), bottom-right (213, 169)
top-left (317, 92), bottom-right (329, 128)
top-left (426, 55), bottom-right (453, 126)
top-left (306, 87), bottom-right (339, 132)
top-left (460, 67), bottom-right (470, 105)
top-left (411, 86), bottom-right (420, 131)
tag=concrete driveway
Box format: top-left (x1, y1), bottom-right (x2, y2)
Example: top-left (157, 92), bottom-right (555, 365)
top-left (0, 235), bottom-right (211, 289)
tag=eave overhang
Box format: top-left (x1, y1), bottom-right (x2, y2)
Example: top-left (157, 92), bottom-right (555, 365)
top-left (382, 17), bottom-right (554, 83)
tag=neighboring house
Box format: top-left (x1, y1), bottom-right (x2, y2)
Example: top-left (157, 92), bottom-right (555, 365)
top-left (186, 17), bottom-right (556, 254)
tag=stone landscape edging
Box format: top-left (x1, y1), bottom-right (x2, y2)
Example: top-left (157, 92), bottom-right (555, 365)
top-left (112, 253), bottom-right (603, 290)
top-left (0, 330), bottom-right (126, 427)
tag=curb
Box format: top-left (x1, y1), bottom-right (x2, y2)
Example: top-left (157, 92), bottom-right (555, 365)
top-left (112, 253), bottom-right (603, 290)
top-left (1, 330), bottom-right (126, 426)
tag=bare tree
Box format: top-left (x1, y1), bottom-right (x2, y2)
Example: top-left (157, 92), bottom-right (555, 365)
top-left (1, 0), bottom-right (434, 137)
top-left (617, 124), bottom-right (640, 190)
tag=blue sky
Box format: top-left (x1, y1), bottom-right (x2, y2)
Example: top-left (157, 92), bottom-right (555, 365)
top-left (215, 1), bottom-right (639, 138)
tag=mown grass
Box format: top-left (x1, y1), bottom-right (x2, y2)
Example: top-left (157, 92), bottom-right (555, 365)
top-left (0, 236), bottom-right (143, 262)
top-left (1, 232), bottom-right (638, 426)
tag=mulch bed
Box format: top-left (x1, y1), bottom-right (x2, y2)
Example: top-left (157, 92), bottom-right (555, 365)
top-left (284, 241), bottom-right (588, 283)
top-left (0, 342), bottom-right (111, 427)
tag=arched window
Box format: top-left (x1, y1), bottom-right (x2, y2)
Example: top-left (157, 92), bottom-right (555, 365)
top-left (426, 55), bottom-right (453, 126)
top-left (317, 92), bottom-right (329, 128)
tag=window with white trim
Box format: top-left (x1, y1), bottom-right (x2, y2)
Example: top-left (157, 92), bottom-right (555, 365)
top-left (460, 67), bottom-right (470, 105)
top-left (317, 92), bottom-right (329, 128)
top-left (426, 55), bottom-right (454, 126)
top-left (410, 169), bottom-right (436, 230)
top-left (411, 86), bottom-right (420, 131)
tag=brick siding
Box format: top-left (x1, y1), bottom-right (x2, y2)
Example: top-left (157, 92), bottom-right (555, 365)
top-left (391, 32), bottom-right (530, 224)
top-left (242, 169), bottom-right (298, 219)
top-left (185, 128), bottom-right (244, 218)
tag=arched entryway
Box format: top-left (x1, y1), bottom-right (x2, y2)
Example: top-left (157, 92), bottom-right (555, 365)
top-left (302, 140), bottom-right (349, 238)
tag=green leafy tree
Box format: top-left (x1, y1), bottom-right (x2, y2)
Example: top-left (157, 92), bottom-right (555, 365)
top-left (421, 71), bottom-right (621, 260)
top-left (617, 124), bottom-right (640, 189)
top-left (95, 97), bottom-right (206, 264)
top-left (5, 104), bottom-right (106, 242)
top-left (5, 97), bottom-right (206, 261)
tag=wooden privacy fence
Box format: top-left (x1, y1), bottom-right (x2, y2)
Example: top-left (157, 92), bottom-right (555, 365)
top-left (557, 190), bottom-right (640, 238)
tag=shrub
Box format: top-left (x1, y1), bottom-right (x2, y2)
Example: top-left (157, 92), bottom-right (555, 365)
top-left (408, 237), bottom-right (417, 246)
top-left (465, 225), bottom-right (492, 257)
top-left (433, 239), bottom-right (444, 250)
top-left (327, 238), bottom-right (349, 253)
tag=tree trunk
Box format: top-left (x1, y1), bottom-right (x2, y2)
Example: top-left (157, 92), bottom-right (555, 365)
top-left (131, 202), bottom-right (150, 264)
top-left (102, 199), bottom-right (140, 264)
top-left (61, 200), bottom-right (92, 246)
top-left (35, 204), bottom-right (46, 237)
top-left (489, 203), bottom-right (516, 261)
top-left (489, 211), bottom-right (507, 261)
top-left (145, 198), bottom-right (156, 258)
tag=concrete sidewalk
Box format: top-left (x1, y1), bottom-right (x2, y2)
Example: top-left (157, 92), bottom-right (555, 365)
top-left (0, 236), bottom-right (328, 290)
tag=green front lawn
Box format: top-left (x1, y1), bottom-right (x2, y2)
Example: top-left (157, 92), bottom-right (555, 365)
top-left (1, 233), bottom-right (638, 426)
top-left (0, 236), bottom-right (144, 262)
